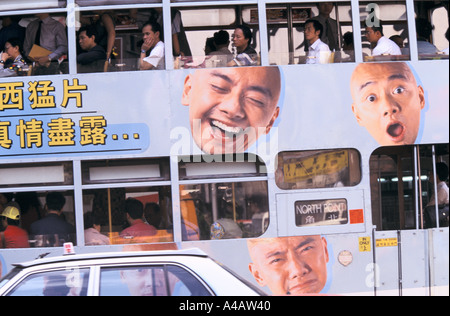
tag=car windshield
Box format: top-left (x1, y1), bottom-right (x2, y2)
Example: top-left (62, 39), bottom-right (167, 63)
top-left (0, 267), bottom-right (22, 288)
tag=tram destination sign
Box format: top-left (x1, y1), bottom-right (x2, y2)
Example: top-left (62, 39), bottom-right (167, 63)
top-left (295, 198), bottom-right (348, 227)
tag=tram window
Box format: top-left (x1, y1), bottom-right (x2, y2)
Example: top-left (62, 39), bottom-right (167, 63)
top-left (0, 162), bottom-right (73, 188)
top-left (0, 13), bottom-right (69, 76)
top-left (0, 1), bottom-right (66, 11)
top-left (0, 190), bottom-right (76, 248)
top-left (179, 155), bottom-right (269, 240)
top-left (81, 158), bottom-right (170, 184)
top-left (266, 1), bottom-right (354, 65)
top-left (174, 5), bottom-right (260, 69)
top-left (180, 181), bottom-right (269, 240)
top-left (83, 186), bottom-right (173, 245)
top-left (76, 7), bottom-right (165, 73)
top-left (360, 0), bottom-right (410, 62)
top-left (275, 149), bottom-right (361, 190)
top-left (414, 0), bottom-right (449, 59)
top-left (370, 144), bottom-right (449, 231)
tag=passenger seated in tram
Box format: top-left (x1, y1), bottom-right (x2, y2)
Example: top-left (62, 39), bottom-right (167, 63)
top-left (29, 192), bottom-right (75, 247)
top-left (120, 198), bottom-right (157, 239)
top-left (84, 212), bottom-right (110, 246)
top-left (79, 10), bottom-right (116, 62)
top-left (415, 18), bottom-right (439, 55)
top-left (350, 62), bottom-right (425, 146)
top-left (340, 31), bottom-right (355, 62)
top-left (389, 35), bottom-right (406, 53)
top-left (364, 21), bottom-right (401, 57)
top-left (0, 204), bottom-right (30, 249)
top-left (0, 37), bottom-right (29, 77)
top-left (228, 25), bottom-right (258, 66)
top-left (304, 19), bottom-right (331, 64)
top-left (206, 30), bottom-right (233, 68)
top-left (77, 25), bottom-right (107, 73)
top-left (138, 20), bottom-right (165, 70)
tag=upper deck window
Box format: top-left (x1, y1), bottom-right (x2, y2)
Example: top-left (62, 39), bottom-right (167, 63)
top-left (415, 0), bottom-right (449, 60)
top-left (265, 1), bottom-right (354, 65)
top-left (360, 0), bottom-right (410, 62)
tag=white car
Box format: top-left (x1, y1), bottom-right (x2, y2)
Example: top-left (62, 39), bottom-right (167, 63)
top-left (0, 248), bottom-right (265, 296)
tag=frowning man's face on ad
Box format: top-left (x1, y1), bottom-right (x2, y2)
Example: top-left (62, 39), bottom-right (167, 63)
top-left (182, 67), bottom-right (281, 154)
top-left (247, 235), bottom-right (329, 295)
top-left (350, 62), bottom-right (425, 146)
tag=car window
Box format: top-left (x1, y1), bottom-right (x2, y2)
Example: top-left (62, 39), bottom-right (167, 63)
top-left (99, 264), bottom-right (211, 296)
top-left (6, 268), bottom-right (90, 296)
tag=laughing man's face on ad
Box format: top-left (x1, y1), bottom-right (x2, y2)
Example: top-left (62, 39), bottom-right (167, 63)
top-left (182, 67), bottom-right (281, 154)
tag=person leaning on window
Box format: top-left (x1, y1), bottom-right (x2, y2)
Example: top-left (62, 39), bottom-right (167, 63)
top-left (139, 20), bottom-right (165, 70)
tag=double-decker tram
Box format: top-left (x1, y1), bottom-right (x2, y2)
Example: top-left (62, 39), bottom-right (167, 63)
top-left (0, 0), bottom-right (448, 296)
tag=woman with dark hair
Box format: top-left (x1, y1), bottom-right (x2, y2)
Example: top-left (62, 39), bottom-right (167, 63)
top-left (229, 24), bottom-right (258, 66)
top-left (0, 37), bottom-right (28, 77)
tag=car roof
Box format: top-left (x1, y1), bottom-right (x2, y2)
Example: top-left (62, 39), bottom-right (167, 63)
top-left (13, 248), bottom-right (209, 269)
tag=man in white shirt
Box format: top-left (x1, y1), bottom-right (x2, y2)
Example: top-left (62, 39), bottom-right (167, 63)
top-left (139, 20), bottom-right (165, 70)
top-left (304, 19), bottom-right (331, 64)
top-left (365, 24), bottom-right (401, 56)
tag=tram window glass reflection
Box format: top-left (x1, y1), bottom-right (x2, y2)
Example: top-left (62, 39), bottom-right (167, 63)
top-left (179, 155), bottom-right (269, 241)
top-left (370, 144), bottom-right (449, 231)
top-left (414, 0), bottom-right (449, 59)
top-left (275, 149), bottom-right (361, 190)
top-left (266, 1), bottom-right (354, 65)
top-left (360, 0), bottom-right (410, 62)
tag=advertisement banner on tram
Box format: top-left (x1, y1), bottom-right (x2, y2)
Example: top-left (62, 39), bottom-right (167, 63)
top-left (1, 62), bottom-right (448, 162)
